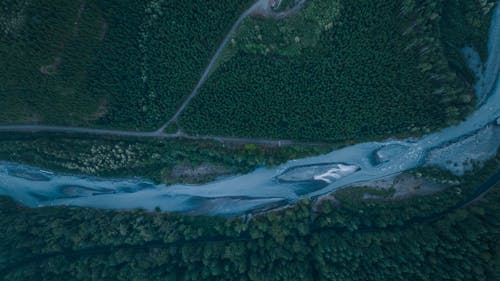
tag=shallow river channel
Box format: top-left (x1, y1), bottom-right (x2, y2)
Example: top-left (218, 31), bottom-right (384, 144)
top-left (1, 5), bottom-right (499, 216)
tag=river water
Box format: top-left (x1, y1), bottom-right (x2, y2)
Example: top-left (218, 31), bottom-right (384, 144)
top-left (1, 5), bottom-right (499, 216)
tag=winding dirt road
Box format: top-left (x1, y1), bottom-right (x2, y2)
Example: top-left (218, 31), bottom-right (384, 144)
top-left (0, 0), bottom-right (310, 148)
top-left (0, 0), bottom-right (312, 147)
top-left (158, 0), bottom-right (307, 130)
top-left (159, 0), bottom-right (271, 131)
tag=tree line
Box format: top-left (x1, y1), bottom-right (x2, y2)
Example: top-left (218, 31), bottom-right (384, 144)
top-left (0, 132), bottom-right (331, 184)
top-left (0, 0), bottom-right (254, 130)
top-left (1, 149), bottom-right (499, 280)
top-left (179, 0), bottom-right (494, 142)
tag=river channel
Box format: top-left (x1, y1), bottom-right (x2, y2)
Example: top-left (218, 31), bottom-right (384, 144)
top-left (0, 4), bottom-right (499, 216)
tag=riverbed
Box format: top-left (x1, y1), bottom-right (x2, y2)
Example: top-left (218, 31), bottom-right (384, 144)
top-left (0, 4), bottom-right (499, 216)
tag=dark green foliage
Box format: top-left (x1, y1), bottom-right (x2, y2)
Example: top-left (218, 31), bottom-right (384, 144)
top-left (0, 132), bottom-right (332, 183)
top-left (410, 166), bottom-right (461, 183)
top-left (441, 0), bottom-right (495, 62)
top-left (0, 0), bottom-right (253, 129)
top-left (163, 122), bottom-right (179, 134)
top-left (0, 1), bottom-right (498, 279)
top-left (0, 151), bottom-right (499, 280)
top-left (439, 0), bottom-right (495, 86)
top-left (89, 0), bottom-right (254, 130)
top-left (315, 151), bottom-right (500, 230)
top-left (0, 0), bottom-right (104, 124)
top-left (179, 0), bottom-right (491, 142)
top-left (273, 0), bottom-right (303, 12)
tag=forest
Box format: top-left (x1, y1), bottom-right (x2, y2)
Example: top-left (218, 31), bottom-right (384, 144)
top-left (0, 0), bottom-right (253, 130)
top-left (1, 150), bottom-right (499, 280)
top-left (0, 132), bottom-right (332, 184)
top-left (440, 0), bottom-right (495, 82)
top-left (1, 0), bottom-right (494, 141)
top-left (179, 0), bottom-right (495, 142)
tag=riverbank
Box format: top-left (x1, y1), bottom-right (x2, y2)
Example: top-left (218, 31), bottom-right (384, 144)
top-left (0, 132), bottom-right (333, 185)
top-left (0, 1), bottom-right (498, 216)
top-left (1, 154), bottom-right (499, 280)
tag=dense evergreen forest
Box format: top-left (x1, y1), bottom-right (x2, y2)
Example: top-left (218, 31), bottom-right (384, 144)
top-left (440, 0), bottom-right (495, 82)
top-left (1, 1), bottom-right (498, 280)
top-left (0, 132), bottom-right (331, 184)
top-left (1, 151), bottom-right (499, 280)
top-left (0, 0), bottom-right (252, 129)
top-left (180, 0), bottom-right (495, 141)
top-left (0, 0), bottom-right (494, 140)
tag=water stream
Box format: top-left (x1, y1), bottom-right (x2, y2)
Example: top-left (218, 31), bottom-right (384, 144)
top-left (1, 4), bottom-right (499, 216)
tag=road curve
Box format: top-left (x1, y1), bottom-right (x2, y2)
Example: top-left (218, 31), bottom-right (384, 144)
top-left (0, 0), bottom-right (310, 148)
top-left (0, 0), bottom-right (311, 149)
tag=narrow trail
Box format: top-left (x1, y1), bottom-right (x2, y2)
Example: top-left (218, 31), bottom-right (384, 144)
top-left (273, 0), bottom-right (308, 18)
top-left (0, 0), bottom-right (310, 148)
top-left (158, 0), bottom-right (270, 132)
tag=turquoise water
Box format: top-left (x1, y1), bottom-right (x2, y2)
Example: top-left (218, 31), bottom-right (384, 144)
top-left (1, 5), bottom-right (499, 216)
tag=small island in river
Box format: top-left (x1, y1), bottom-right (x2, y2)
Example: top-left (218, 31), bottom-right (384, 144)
top-left (276, 163), bottom-right (360, 184)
